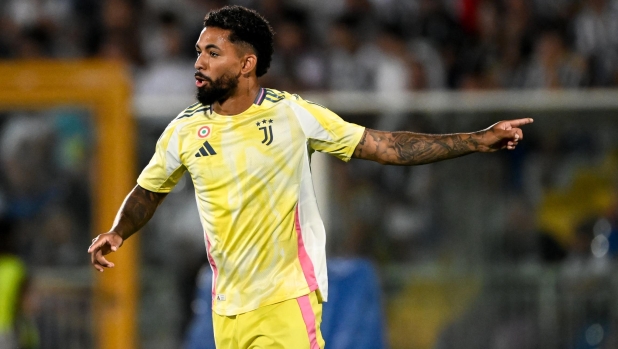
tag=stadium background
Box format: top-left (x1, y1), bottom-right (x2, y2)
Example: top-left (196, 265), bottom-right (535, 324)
top-left (2, 0), bottom-right (618, 348)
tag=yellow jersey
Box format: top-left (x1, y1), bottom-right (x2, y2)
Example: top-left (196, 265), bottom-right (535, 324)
top-left (137, 88), bottom-right (365, 315)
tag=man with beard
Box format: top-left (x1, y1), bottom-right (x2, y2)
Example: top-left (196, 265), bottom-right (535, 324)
top-left (88, 5), bottom-right (532, 349)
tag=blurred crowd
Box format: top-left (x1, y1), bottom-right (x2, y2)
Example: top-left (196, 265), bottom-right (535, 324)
top-left (0, 110), bottom-right (92, 349)
top-left (325, 111), bottom-right (618, 349)
top-left (2, 0), bottom-right (618, 94)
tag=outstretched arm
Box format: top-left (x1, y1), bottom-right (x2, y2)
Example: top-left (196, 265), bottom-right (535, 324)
top-left (88, 185), bottom-right (168, 272)
top-left (352, 118), bottom-right (533, 165)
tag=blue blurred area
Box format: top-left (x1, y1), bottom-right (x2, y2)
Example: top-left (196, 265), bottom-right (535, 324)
top-left (183, 267), bottom-right (215, 349)
top-left (184, 258), bottom-right (387, 349)
top-left (321, 258), bottom-right (387, 349)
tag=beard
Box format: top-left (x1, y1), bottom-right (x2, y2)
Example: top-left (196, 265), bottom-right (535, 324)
top-left (195, 71), bottom-right (240, 106)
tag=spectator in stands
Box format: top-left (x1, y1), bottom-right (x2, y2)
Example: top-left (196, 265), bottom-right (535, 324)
top-left (98, 0), bottom-right (144, 66)
top-left (135, 10), bottom-right (196, 96)
top-left (374, 25), bottom-right (413, 93)
top-left (326, 14), bottom-right (378, 91)
top-left (521, 29), bottom-right (586, 89)
top-left (574, 0), bottom-right (618, 86)
top-left (455, 0), bottom-right (500, 90)
top-left (533, 0), bottom-right (578, 19)
top-left (1, 0), bottom-right (618, 92)
top-left (340, 0), bottom-right (379, 38)
top-left (408, 38), bottom-right (446, 89)
top-left (494, 0), bottom-right (536, 88)
top-left (250, 0), bottom-right (303, 28)
top-left (267, 11), bottom-right (325, 91)
top-left (414, 0), bottom-right (467, 88)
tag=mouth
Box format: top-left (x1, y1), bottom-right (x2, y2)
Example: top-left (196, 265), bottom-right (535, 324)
top-left (195, 74), bottom-right (209, 88)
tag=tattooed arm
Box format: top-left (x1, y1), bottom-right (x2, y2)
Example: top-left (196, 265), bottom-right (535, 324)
top-left (88, 185), bottom-right (168, 272)
top-left (352, 118), bottom-right (533, 165)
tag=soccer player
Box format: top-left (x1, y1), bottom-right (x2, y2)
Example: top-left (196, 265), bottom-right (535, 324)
top-left (88, 5), bottom-right (532, 349)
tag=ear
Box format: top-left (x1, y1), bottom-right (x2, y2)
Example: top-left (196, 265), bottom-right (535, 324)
top-left (240, 54), bottom-right (257, 76)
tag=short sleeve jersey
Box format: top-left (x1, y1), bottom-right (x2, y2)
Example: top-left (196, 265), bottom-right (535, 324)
top-left (137, 88), bottom-right (365, 315)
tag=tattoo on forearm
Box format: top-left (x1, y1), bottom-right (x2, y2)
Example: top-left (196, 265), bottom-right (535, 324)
top-left (353, 129), bottom-right (482, 165)
top-left (113, 185), bottom-right (167, 239)
top-left (355, 130), bottom-right (368, 158)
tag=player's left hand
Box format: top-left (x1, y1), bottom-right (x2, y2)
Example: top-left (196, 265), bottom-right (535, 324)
top-left (476, 118), bottom-right (534, 152)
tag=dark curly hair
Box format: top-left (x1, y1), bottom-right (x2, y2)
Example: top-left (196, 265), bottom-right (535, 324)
top-left (204, 5), bottom-right (275, 77)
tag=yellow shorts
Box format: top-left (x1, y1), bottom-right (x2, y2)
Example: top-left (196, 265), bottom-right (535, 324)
top-left (212, 291), bottom-right (325, 349)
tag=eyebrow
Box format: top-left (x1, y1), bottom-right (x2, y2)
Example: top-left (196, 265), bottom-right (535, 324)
top-left (195, 44), bottom-right (221, 50)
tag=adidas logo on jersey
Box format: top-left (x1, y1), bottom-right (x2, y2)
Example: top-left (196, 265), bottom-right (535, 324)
top-left (195, 141), bottom-right (217, 157)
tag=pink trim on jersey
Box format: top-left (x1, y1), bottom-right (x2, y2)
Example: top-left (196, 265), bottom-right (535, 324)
top-left (205, 234), bottom-right (219, 305)
top-left (297, 295), bottom-right (320, 349)
top-left (294, 206), bottom-right (318, 289)
top-left (253, 87), bottom-right (266, 105)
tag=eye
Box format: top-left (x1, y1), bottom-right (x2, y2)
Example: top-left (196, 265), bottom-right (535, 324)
top-left (210, 51), bottom-right (219, 57)
top-left (196, 51), bottom-right (201, 57)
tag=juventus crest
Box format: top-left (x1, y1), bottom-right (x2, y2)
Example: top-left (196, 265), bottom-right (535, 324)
top-left (256, 119), bottom-right (274, 146)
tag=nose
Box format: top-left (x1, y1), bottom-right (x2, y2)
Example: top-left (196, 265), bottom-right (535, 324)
top-left (195, 54), bottom-right (206, 71)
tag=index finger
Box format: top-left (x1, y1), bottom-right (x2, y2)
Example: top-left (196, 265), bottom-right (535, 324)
top-left (506, 118), bottom-right (534, 127)
top-left (88, 237), bottom-right (109, 253)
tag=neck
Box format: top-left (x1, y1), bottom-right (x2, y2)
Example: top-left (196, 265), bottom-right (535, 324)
top-left (213, 77), bottom-right (260, 115)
